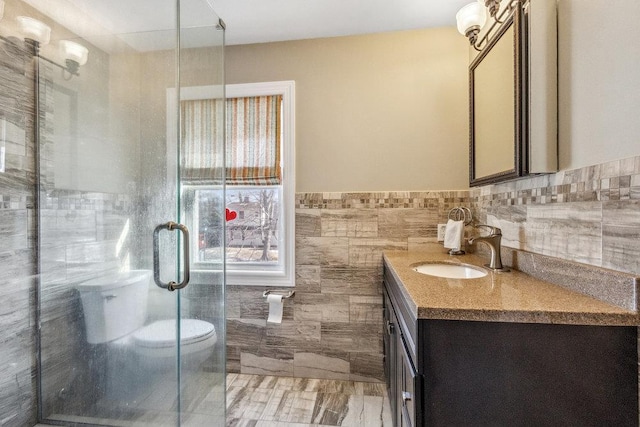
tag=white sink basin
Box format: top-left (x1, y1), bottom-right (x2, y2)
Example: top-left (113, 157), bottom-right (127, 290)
top-left (413, 262), bottom-right (487, 279)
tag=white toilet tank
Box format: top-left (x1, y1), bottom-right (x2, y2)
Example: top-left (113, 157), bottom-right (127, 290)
top-left (77, 270), bottom-right (151, 344)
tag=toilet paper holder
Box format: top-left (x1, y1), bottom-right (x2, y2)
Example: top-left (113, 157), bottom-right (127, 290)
top-left (263, 289), bottom-right (295, 299)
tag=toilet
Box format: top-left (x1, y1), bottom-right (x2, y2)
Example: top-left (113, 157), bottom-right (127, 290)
top-left (76, 270), bottom-right (217, 372)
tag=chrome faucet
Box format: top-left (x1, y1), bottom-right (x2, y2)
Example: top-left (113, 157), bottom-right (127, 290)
top-left (468, 225), bottom-right (509, 272)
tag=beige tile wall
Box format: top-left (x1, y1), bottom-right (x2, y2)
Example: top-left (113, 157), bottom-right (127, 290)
top-left (227, 154), bottom-right (640, 382)
top-left (226, 191), bottom-right (469, 381)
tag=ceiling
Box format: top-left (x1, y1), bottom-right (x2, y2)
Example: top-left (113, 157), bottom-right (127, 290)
top-left (213, 0), bottom-right (471, 45)
top-left (24, 0), bottom-right (470, 50)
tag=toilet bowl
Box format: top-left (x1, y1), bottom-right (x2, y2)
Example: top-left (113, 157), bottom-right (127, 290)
top-left (77, 270), bottom-right (217, 372)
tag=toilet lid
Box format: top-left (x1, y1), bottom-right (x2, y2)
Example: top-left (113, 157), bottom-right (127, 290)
top-left (133, 319), bottom-right (216, 349)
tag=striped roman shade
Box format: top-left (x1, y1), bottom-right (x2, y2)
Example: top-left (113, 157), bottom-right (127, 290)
top-left (180, 95), bottom-right (282, 185)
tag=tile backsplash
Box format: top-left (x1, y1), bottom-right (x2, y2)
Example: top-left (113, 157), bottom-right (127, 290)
top-left (473, 154), bottom-right (640, 276)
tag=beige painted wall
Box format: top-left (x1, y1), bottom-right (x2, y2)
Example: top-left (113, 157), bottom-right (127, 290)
top-left (226, 28), bottom-right (470, 192)
top-left (226, 0), bottom-right (640, 192)
top-left (558, 0), bottom-right (640, 170)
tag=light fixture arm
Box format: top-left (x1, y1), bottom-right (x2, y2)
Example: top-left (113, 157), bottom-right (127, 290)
top-left (24, 39), bottom-right (80, 77)
top-left (484, 0), bottom-right (502, 21)
top-left (0, 36), bottom-right (79, 77)
top-left (65, 59), bottom-right (80, 75)
top-left (466, 27), bottom-right (482, 51)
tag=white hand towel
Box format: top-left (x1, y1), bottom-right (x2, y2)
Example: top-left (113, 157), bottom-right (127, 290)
top-left (443, 219), bottom-right (465, 251)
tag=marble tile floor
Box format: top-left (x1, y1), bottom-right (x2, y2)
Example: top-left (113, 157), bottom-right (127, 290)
top-left (226, 373), bottom-right (393, 426)
top-left (36, 373), bottom-right (392, 426)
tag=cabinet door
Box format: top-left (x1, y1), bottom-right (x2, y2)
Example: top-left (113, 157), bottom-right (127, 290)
top-left (385, 282), bottom-right (422, 427)
top-left (383, 290), bottom-right (399, 424)
top-left (395, 332), bottom-right (405, 427)
top-left (400, 337), bottom-right (417, 427)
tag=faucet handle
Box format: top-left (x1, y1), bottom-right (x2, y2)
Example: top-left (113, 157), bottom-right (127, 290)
top-left (475, 224), bottom-right (502, 236)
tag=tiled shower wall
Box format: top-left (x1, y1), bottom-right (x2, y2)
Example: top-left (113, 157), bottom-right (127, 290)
top-left (472, 154), bottom-right (640, 276)
top-left (38, 191), bottom-right (132, 418)
top-left (0, 38), bottom-right (37, 427)
top-left (226, 191), bottom-right (470, 381)
top-left (0, 43), bottom-right (133, 424)
top-left (37, 59), bottom-right (134, 419)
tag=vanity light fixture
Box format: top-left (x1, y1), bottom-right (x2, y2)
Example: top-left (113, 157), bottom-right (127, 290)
top-left (456, 0), bottom-right (522, 51)
top-left (9, 15), bottom-right (89, 77)
top-left (59, 40), bottom-right (88, 75)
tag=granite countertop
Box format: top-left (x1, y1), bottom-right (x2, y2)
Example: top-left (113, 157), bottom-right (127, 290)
top-left (383, 250), bottom-right (640, 326)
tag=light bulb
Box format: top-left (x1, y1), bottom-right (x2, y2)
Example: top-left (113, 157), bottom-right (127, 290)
top-left (456, 2), bottom-right (487, 36)
top-left (16, 16), bottom-right (51, 45)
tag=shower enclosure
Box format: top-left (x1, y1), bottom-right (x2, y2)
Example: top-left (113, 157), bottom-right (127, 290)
top-left (31, 0), bottom-right (226, 425)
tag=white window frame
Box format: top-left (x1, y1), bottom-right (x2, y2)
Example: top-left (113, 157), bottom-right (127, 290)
top-left (167, 81), bottom-right (296, 287)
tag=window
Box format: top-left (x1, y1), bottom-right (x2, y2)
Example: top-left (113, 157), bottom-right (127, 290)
top-left (171, 81), bottom-right (295, 287)
top-left (196, 186), bottom-right (280, 262)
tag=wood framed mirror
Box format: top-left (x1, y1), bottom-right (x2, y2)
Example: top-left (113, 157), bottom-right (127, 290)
top-left (469, 2), bottom-right (527, 186)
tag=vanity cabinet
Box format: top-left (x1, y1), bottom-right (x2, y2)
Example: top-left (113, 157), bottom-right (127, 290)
top-left (383, 263), bottom-right (638, 427)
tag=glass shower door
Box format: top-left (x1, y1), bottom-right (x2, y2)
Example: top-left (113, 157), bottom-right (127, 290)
top-left (34, 0), bottom-right (226, 425)
top-left (175, 2), bottom-right (226, 425)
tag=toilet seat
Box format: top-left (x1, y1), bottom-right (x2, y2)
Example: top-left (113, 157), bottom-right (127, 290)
top-left (131, 319), bottom-right (217, 359)
top-left (133, 319), bottom-right (215, 348)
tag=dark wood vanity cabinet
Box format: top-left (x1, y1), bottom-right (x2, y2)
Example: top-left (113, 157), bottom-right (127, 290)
top-left (383, 265), bottom-right (639, 427)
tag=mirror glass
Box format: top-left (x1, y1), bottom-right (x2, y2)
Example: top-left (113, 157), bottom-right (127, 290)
top-left (473, 24), bottom-right (515, 178)
top-left (470, 7), bottom-right (526, 186)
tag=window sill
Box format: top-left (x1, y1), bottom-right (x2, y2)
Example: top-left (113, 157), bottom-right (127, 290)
top-left (190, 269), bottom-right (295, 287)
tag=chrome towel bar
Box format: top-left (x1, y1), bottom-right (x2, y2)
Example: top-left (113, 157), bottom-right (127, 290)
top-left (263, 289), bottom-right (295, 299)
top-left (448, 207), bottom-right (473, 226)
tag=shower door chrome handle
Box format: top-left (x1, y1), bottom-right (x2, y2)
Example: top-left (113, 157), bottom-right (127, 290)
top-left (153, 221), bottom-right (190, 291)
